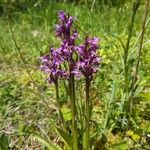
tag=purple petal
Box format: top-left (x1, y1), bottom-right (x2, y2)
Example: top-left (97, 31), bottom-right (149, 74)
top-left (58, 10), bottom-right (66, 22)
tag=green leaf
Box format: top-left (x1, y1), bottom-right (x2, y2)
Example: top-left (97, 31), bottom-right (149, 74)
top-left (61, 106), bottom-right (72, 121)
top-left (132, 134), bottom-right (140, 142)
top-left (140, 92), bottom-right (150, 104)
top-left (32, 133), bottom-right (62, 150)
top-left (0, 133), bottom-right (10, 150)
top-left (56, 127), bottom-right (73, 148)
top-left (109, 141), bottom-right (128, 150)
top-left (146, 126), bottom-right (150, 132)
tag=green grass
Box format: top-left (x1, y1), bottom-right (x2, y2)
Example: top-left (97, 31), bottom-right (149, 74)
top-left (0, 0), bottom-right (150, 149)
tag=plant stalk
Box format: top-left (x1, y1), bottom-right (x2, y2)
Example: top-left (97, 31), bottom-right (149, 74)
top-left (69, 74), bottom-right (78, 150)
top-left (123, 0), bottom-right (140, 119)
top-left (55, 80), bottom-right (65, 128)
top-left (83, 76), bottom-right (90, 150)
top-left (130, 0), bottom-right (150, 114)
top-left (124, 3), bottom-right (138, 96)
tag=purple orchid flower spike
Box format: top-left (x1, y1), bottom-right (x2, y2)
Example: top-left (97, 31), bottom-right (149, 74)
top-left (40, 47), bottom-right (69, 84)
top-left (55, 10), bottom-right (76, 41)
top-left (40, 11), bottom-right (101, 82)
top-left (76, 37), bottom-right (101, 78)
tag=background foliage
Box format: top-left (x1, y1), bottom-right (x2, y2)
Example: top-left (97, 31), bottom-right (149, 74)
top-left (0, 0), bottom-right (150, 149)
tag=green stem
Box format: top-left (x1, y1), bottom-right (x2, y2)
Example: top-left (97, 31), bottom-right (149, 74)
top-left (123, 0), bottom-right (140, 119)
top-left (83, 76), bottom-right (90, 150)
top-left (133, 0), bottom-right (150, 92)
top-left (130, 0), bottom-right (150, 116)
top-left (55, 80), bottom-right (65, 128)
top-left (124, 7), bottom-right (136, 96)
top-left (69, 75), bottom-right (78, 150)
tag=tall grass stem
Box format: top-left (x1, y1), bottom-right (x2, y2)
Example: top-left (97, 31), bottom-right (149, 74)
top-left (129, 0), bottom-right (150, 114)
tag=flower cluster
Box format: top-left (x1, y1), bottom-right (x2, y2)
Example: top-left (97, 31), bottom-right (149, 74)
top-left (40, 11), bottom-right (101, 84)
top-left (55, 11), bottom-right (76, 40)
top-left (76, 37), bottom-right (101, 77)
top-left (55, 11), bottom-right (78, 62)
top-left (40, 48), bottom-right (69, 83)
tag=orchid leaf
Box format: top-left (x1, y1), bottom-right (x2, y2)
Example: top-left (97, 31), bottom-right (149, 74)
top-left (55, 127), bottom-right (73, 148)
top-left (32, 133), bottom-right (62, 150)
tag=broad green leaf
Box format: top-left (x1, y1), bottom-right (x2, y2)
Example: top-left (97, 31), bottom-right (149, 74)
top-left (109, 141), bottom-right (128, 150)
top-left (132, 134), bottom-right (140, 142)
top-left (32, 134), bottom-right (62, 150)
top-left (0, 134), bottom-right (10, 150)
top-left (140, 92), bottom-right (150, 104)
top-left (61, 106), bottom-right (72, 121)
top-left (56, 127), bottom-right (73, 148)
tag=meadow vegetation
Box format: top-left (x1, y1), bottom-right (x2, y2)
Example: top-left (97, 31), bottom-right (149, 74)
top-left (0, 0), bottom-right (150, 149)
